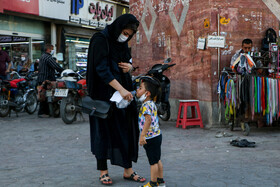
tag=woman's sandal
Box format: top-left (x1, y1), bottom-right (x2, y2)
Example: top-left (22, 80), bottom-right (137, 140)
top-left (123, 171), bottom-right (146, 183)
top-left (99, 174), bottom-right (113, 185)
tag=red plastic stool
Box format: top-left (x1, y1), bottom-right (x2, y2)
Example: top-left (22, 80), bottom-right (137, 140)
top-left (176, 100), bottom-right (203, 129)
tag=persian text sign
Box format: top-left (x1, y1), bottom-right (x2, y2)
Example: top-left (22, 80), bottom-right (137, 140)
top-left (70, 0), bottom-right (116, 28)
top-left (207, 35), bottom-right (225, 48)
top-left (88, 2), bottom-right (114, 22)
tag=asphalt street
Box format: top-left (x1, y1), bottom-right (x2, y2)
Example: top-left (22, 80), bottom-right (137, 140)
top-left (1, 111), bottom-right (280, 187)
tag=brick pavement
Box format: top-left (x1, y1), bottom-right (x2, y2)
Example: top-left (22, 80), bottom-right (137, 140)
top-left (1, 112), bottom-right (280, 187)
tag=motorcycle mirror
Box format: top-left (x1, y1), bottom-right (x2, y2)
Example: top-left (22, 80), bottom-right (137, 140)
top-left (164, 58), bottom-right (171, 63)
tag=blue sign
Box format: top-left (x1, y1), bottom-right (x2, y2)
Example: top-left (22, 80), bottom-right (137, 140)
top-left (71, 0), bottom-right (84, 15)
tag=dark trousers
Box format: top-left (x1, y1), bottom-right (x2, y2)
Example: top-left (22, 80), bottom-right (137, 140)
top-left (37, 82), bottom-right (49, 115)
top-left (96, 158), bottom-right (132, 170)
top-left (97, 159), bottom-right (108, 170)
top-left (38, 100), bottom-right (49, 115)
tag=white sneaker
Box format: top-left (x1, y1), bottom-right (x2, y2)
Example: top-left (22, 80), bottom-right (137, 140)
top-left (157, 182), bottom-right (166, 187)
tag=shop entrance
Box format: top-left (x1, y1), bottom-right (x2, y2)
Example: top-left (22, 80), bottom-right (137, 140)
top-left (0, 35), bottom-right (44, 71)
top-left (65, 36), bottom-right (89, 71)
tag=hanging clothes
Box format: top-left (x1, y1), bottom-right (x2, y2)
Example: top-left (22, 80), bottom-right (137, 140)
top-left (269, 78), bottom-right (273, 125)
top-left (254, 77), bottom-right (258, 114)
top-left (266, 78), bottom-right (270, 125)
top-left (261, 77), bottom-right (266, 116)
top-left (219, 71), bottom-right (280, 125)
top-left (225, 79), bottom-right (236, 121)
top-left (250, 75), bottom-right (254, 120)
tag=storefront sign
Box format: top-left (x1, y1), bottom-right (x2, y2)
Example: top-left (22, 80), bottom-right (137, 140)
top-left (70, 0), bottom-right (116, 29)
top-left (71, 0), bottom-right (84, 15)
top-left (13, 36), bottom-right (28, 42)
top-left (39, 0), bottom-right (70, 21)
top-left (80, 18), bottom-right (89, 25)
top-left (2, 0), bottom-right (39, 15)
top-left (0, 36), bottom-right (28, 43)
top-left (207, 35), bottom-right (225, 48)
top-left (88, 2), bottom-right (113, 22)
top-left (0, 36), bottom-right (12, 43)
top-left (69, 16), bottom-right (80, 23)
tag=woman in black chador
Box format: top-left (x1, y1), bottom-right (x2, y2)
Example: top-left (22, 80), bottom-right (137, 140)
top-left (86, 14), bottom-right (145, 185)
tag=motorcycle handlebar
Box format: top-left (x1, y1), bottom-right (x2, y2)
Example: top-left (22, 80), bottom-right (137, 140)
top-left (168, 63), bottom-right (176, 68)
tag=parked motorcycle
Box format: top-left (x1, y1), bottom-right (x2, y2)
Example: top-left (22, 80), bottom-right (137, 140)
top-left (39, 80), bottom-right (61, 118)
top-left (0, 71), bottom-right (38, 117)
top-left (56, 69), bottom-right (87, 124)
top-left (132, 58), bottom-right (175, 121)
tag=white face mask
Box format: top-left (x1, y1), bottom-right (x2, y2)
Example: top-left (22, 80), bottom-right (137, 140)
top-left (50, 50), bottom-right (55, 55)
top-left (21, 57), bottom-right (25, 61)
top-left (117, 34), bottom-right (128, 43)
top-left (138, 92), bottom-right (147, 103)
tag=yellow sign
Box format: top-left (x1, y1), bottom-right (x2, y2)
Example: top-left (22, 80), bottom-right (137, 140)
top-left (204, 19), bottom-right (210, 28)
top-left (220, 16), bottom-right (230, 25)
top-left (122, 8), bottom-right (126, 15)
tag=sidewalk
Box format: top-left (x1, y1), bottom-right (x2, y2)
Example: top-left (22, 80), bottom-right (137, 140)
top-left (1, 112), bottom-right (280, 187)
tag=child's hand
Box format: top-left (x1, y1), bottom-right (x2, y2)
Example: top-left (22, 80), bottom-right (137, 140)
top-left (139, 135), bottom-right (147, 146)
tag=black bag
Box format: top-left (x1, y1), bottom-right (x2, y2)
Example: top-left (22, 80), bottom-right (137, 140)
top-left (83, 32), bottom-right (111, 119)
top-left (262, 28), bottom-right (277, 51)
top-left (81, 96), bottom-right (111, 119)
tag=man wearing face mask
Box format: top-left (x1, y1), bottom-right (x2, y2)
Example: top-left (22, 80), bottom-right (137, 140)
top-left (37, 44), bottom-right (64, 118)
top-left (87, 14), bottom-right (146, 185)
top-left (17, 54), bottom-right (25, 72)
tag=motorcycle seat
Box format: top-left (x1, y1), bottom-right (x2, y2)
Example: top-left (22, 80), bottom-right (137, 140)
top-left (9, 78), bottom-right (26, 88)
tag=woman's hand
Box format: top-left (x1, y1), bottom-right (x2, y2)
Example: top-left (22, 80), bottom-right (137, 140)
top-left (139, 135), bottom-right (147, 146)
top-left (118, 62), bottom-right (133, 73)
top-left (119, 88), bottom-right (133, 101)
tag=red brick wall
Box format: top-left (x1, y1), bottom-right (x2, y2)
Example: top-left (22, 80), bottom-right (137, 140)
top-left (130, 0), bottom-right (279, 102)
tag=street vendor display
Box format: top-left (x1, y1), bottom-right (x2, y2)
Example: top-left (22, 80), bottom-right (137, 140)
top-left (218, 33), bottom-right (280, 136)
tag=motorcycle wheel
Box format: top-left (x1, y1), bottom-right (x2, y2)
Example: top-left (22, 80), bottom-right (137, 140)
top-left (0, 93), bottom-right (10, 117)
top-left (60, 94), bottom-right (77, 124)
top-left (159, 104), bottom-right (171, 121)
top-left (25, 92), bottom-right (38, 114)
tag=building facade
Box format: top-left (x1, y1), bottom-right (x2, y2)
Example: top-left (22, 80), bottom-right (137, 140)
top-left (0, 0), bottom-right (129, 70)
top-left (129, 0), bottom-right (280, 126)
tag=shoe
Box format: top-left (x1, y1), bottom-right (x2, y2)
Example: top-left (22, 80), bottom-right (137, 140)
top-left (139, 181), bottom-right (156, 187)
top-left (38, 114), bottom-right (50, 118)
top-left (157, 181), bottom-right (166, 187)
top-left (215, 131), bottom-right (223, 138)
top-left (124, 171), bottom-right (146, 182)
top-left (215, 131), bottom-right (233, 138)
top-left (99, 174), bottom-right (113, 185)
top-left (223, 132), bottom-right (233, 137)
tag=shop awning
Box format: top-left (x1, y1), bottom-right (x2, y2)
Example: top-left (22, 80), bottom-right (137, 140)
top-left (63, 26), bottom-right (97, 38)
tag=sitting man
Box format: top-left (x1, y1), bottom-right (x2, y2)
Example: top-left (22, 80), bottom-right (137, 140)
top-left (230, 38), bottom-right (253, 67)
